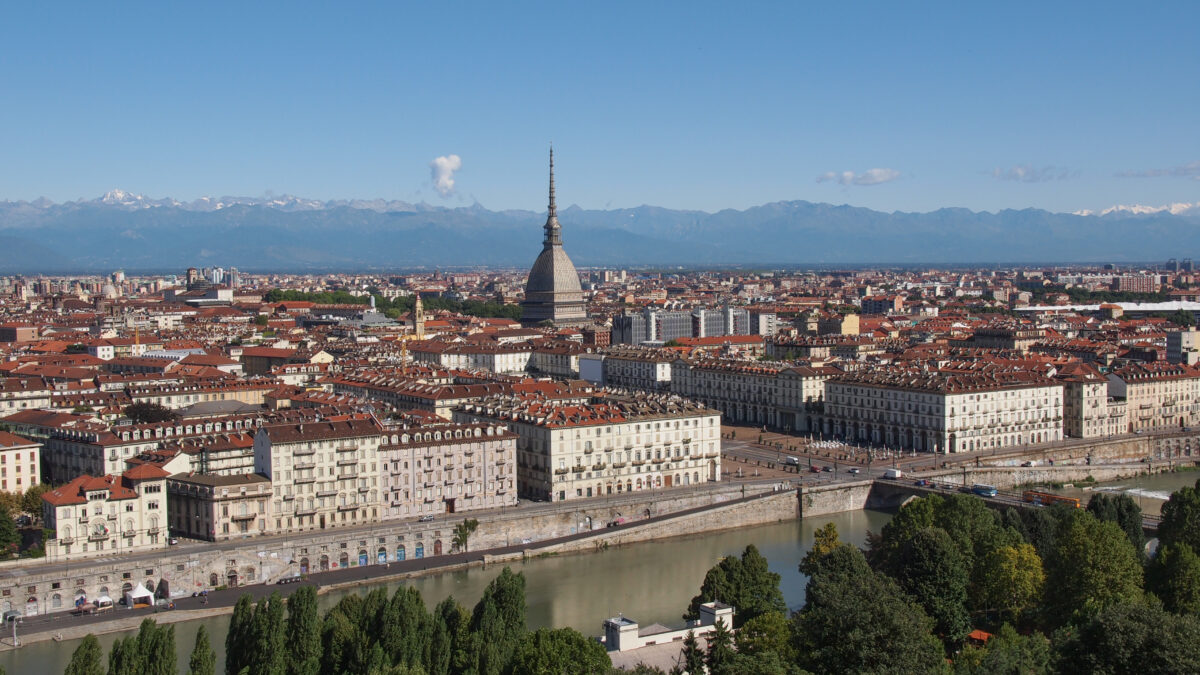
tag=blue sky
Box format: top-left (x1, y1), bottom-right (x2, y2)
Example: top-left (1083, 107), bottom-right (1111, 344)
top-left (1, 1), bottom-right (1197, 214)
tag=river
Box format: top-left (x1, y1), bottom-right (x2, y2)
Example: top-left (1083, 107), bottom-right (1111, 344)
top-left (0, 509), bottom-right (892, 674)
top-left (1050, 468), bottom-right (1199, 516)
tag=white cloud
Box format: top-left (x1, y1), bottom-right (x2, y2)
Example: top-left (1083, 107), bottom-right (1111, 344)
top-left (990, 164), bottom-right (1078, 182)
top-left (1117, 161), bottom-right (1200, 180)
top-left (430, 154), bottom-right (463, 197)
top-left (816, 168), bottom-right (901, 186)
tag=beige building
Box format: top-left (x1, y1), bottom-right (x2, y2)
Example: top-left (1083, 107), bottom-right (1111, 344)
top-left (823, 368), bottom-right (1063, 453)
top-left (378, 420), bottom-right (518, 520)
top-left (455, 393), bottom-right (721, 503)
top-left (0, 431), bottom-right (41, 494)
top-left (167, 473), bottom-right (272, 542)
top-left (1056, 363), bottom-right (1126, 438)
top-left (42, 464), bottom-right (169, 561)
top-left (254, 417), bottom-right (383, 533)
top-left (1107, 362), bottom-right (1200, 433)
top-left (670, 358), bottom-right (837, 433)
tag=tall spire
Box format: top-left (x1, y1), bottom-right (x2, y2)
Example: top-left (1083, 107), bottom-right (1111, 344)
top-left (548, 145), bottom-right (556, 218)
top-left (543, 145), bottom-right (562, 247)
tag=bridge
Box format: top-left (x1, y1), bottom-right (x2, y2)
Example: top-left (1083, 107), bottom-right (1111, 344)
top-left (870, 477), bottom-right (1163, 535)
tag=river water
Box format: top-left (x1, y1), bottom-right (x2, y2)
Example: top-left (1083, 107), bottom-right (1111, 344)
top-left (0, 509), bottom-right (892, 675)
top-left (1050, 468), bottom-right (1199, 516)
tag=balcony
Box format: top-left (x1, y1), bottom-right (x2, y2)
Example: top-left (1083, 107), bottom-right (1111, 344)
top-left (336, 458), bottom-right (357, 466)
top-left (424, 480), bottom-right (436, 488)
top-left (357, 486), bottom-right (369, 493)
top-left (571, 465), bottom-right (585, 474)
top-left (59, 537), bottom-right (74, 545)
top-left (230, 514), bottom-right (256, 522)
top-left (122, 530), bottom-right (135, 537)
top-left (316, 489), bottom-right (337, 498)
top-left (632, 460), bottom-right (646, 466)
top-left (443, 464), bottom-right (455, 472)
top-left (495, 459), bottom-right (507, 466)
top-left (464, 462), bottom-right (475, 469)
top-left (335, 445), bottom-right (357, 453)
top-left (553, 468), bottom-right (569, 475)
top-left (293, 447), bottom-right (316, 456)
top-left (583, 448), bottom-right (594, 454)
top-left (592, 463), bottom-right (606, 471)
top-left (612, 461), bottom-right (627, 469)
top-left (295, 476), bottom-right (316, 484)
top-left (651, 458), bottom-right (665, 465)
top-left (295, 508), bottom-right (317, 517)
top-left (294, 462), bottom-right (316, 470)
top-left (88, 533), bottom-right (109, 542)
top-left (338, 472), bottom-right (359, 480)
top-left (337, 504), bottom-right (358, 512)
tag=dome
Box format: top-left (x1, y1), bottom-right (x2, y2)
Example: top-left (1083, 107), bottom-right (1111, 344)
top-left (520, 148), bottom-right (589, 327)
top-left (525, 246), bottom-right (583, 296)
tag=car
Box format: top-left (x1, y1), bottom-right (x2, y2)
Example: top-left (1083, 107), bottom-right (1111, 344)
top-left (914, 479), bottom-right (931, 487)
top-left (168, 537), bottom-right (179, 545)
top-left (276, 575), bottom-right (302, 585)
top-left (15, 516), bottom-right (31, 527)
top-left (1021, 461), bottom-right (1035, 467)
top-left (821, 466), bottom-right (833, 473)
top-left (785, 456), bottom-right (799, 466)
top-left (418, 515), bottom-right (435, 522)
top-left (847, 468), bottom-right (861, 474)
top-left (809, 465), bottom-right (821, 473)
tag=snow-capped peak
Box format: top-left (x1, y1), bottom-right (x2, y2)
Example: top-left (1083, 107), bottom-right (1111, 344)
top-left (1074, 201), bottom-right (1200, 217)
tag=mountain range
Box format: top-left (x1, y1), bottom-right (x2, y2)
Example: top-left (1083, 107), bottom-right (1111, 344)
top-left (2, 191), bottom-right (1199, 273)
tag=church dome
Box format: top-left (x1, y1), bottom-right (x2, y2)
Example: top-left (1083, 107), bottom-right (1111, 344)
top-left (521, 148), bottom-right (588, 327)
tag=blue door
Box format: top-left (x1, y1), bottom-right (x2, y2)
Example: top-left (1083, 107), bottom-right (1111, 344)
top-left (358, 552), bottom-right (368, 567)
top-left (415, 543), bottom-right (424, 559)
top-left (397, 545), bottom-right (406, 561)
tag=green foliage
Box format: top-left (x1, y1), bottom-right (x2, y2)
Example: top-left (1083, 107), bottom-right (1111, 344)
top-left (227, 594), bottom-right (255, 675)
top-left (0, 503), bottom-right (20, 557)
top-left (1044, 510), bottom-right (1144, 625)
top-left (64, 634), bottom-right (105, 675)
top-left (895, 527), bottom-right (972, 645)
top-left (705, 618), bottom-right (736, 674)
top-left (286, 585), bottom-right (322, 675)
top-left (975, 543), bottom-right (1045, 622)
top-left (793, 544), bottom-right (945, 674)
top-left (509, 627), bottom-right (611, 675)
top-left (471, 567), bottom-right (527, 675)
top-left (21, 483), bottom-right (52, 516)
top-left (452, 518), bottom-right (479, 553)
top-left (952, 623), bottom-right (1050, 675)
top-left (188, 625), bottom-right (216, 675)
top-left (124, 401), bottom-right (179, 424)
top-left (681, 631), bottom-right (706, 675)
top-left (686, 544), bottom-right (786, 627)
top-left (1086, 492), bottom-right (1146, 557)
top-left (870, 494), bottom-right (939, 572)
top-left (108, 619), bottom-right (176, 675)
top-left (735, 611), bottom-right (796, 663)
top-left (799, 522), bottom-right (842, 578)
top-left (1160, 478), bottom-right (1200, 552)
top-left (1147, 542), bottom-right (1200, 615)
top-left (1053, 601), bottom-right (1200, 674)
top-left (255, 314), bottom-right (270, 326)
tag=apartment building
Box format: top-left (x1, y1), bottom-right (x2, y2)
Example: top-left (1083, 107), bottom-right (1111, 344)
top-left (253, 417), bottom-right (383, 533)
top-left (167, 473), bottom-right (272, 542)
top-left (455, 393), bottom-right (720, 503)
top-left (0, 431), bottom-right (41, 494)
top-left (377, 421), bottom-right (518, 520)
top-left (823, 369), bottom-right (1064, 453)
top-left (1106, 362), bottom-right (1200, 432)
top-left (42, 464), bottom-right (169, 561)
top-left (1056, 363), bottom-right (1127, 438)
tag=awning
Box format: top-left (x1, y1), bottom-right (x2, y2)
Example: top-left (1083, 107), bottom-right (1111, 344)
top-left (127, 583), bottom-right (153, 602)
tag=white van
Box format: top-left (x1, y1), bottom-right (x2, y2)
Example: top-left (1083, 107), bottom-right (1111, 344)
top-left (883, 468), bottom-right (903, 479)
top-left (785, 456), bottom-right (799, 466)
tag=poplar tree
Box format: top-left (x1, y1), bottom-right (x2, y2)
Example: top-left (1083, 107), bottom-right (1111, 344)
top-left (188, 625), bottom-right (216, 675)
top-left (286, 586), bottom-right (322, 675)
top-left (227, 594), bottom-right (255, 675)
top-left (64, 634), bottom-right (105, 675)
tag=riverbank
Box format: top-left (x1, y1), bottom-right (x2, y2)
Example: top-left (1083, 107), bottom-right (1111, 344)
top-left (0, 484), bottom-right (799, 649)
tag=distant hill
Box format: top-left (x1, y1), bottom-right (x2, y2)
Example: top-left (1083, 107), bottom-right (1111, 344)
top-left (2, 192), bottom-right (1198, 272)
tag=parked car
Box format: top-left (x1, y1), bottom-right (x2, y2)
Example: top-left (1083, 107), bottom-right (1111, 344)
top-left (809, 465), bottom-right (822, 473)
top-left (168, 537), bottom-right (179, 545)
top-left (847, 468), bottom-right (861, 474)
top-left (914, 479), bottom-right (931, 487)
top-left (821, 466), bottom-right (833, 473)
top-left (418, 515), bottom-right (435, 522)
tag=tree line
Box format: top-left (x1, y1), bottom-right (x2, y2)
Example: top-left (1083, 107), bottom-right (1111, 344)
top-left (262, 289), bottom-right (523, 321)
top-left (59, 479), bottom-right (1200, 674)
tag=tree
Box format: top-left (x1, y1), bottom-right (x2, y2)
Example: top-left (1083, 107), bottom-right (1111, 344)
top-left (734, 611), bottom-right (796, 663)
top-left (287, 586), bottom-right (322, 675)
top-left (869, 494), bottom-right (939, 572)
top-left (1087, 492), bottom-right (1145, 557)
top-left (188, 625), bottom-right (216, 675)
top-left (1044, 510), bottom-right (1143, 625)
top-left (895, 527), bottom-right (972, 645)
top-left (799, 522), bottom-right (842, 577)
top-left (21, 483), bottom-right (51, 517)
top-left (64, 634), bottom-right (105, 675)
top-left (255, 314), bottom-right (270, 326)
top-left (1147, 542), bottom-right (1200, 615)
top-left (124, 401), bottom-right (178, 424)
top-left (509, 627), bottom-right (612, 675)
top-left (248, 591), bottom-right (286, 675)
top-left (1053, 601), bottom-right (1200, 674)
top-left (952, 623), bottom-right (1050, 675)
top-left (471, 567), bottom-right (527, 675)
top-left (0, 504), bottom-right (20, 558)
top-left (794, 544), bottom-right (945, 674)
top-left (686, 545), bottom-right (786, 627)
top-left (452, 518), bottom-right (479, 553)
top-left (680, 631), bottom-right (705, 675)
top-left (705, 619), bottom-right (736, 675)
top-left (1159, 478), bottom-right (1200, 552)
top-left (227, 594), bottom-right (255, 675)
top-left (975, 543), bottom-right (1044, 622)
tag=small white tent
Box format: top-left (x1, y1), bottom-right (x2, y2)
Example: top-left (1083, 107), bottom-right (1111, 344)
top-left (126, 583), bottom-right (153, 607)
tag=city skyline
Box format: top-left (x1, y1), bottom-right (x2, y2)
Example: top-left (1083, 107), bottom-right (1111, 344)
top-left (1, 2), bottom-right (1197, 215)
